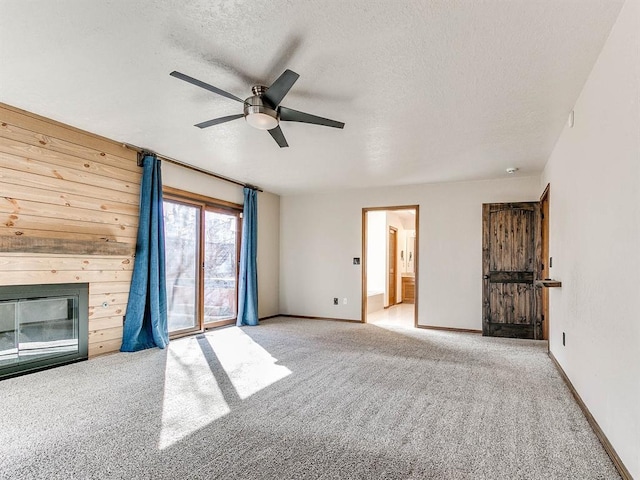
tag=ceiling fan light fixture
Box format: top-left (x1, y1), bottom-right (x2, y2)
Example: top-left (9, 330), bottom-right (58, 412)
top-left (245, 110), bottom-right (279, 130)
top-left (244, 93), bottom-right (278, 130)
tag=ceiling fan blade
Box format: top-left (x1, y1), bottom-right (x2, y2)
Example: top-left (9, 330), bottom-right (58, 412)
top-left (170, 71), bottom-right (244, 103)
top-left (195, 114), bottom-right (244, 129)
top-left (268, 125), bottom-right (289, 148)
top-left (279, 106), bottom-right (345, 129)
top-left (263, 70), bottom-right (300, 108)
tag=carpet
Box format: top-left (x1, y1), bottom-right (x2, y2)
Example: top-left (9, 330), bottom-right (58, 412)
top-left (0, 317), bottom-right (619, 479)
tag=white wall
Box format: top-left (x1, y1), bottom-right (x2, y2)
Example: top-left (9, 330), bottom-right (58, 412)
top-left (163, 162), bottom-right (280, 319)
top-left (366, 211), bottom-right (386, 295)
top-left (280, 176), bottom-right (540, 327)
top-left (541, 0), bottom-right (640, 475)
top-left (256, 190), bottom-right (280, 318)
top-left (163, 162), bottom-right (244, 204)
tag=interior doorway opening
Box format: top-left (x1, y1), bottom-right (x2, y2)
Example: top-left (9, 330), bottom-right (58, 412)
top-left (362, 206), bottom-right (419, 328)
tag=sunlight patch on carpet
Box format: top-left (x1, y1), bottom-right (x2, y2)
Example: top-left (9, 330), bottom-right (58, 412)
top-left (205, 327), bottom-right (292, 400)
top-left (159, 338), bottom-right (230, 450)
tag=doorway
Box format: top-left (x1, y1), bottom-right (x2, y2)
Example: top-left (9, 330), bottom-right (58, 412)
top-left (362, 206), bottom-right (419, 328)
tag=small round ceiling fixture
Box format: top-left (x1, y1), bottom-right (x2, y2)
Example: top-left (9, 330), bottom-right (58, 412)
top-left (244, 88), bottom-right (279, 130)
top-left (245, 110), bottom-right (278, 130)
top-left (506, 167), bottom-right (519, 174)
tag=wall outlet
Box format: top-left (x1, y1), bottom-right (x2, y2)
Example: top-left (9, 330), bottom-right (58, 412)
top-left (343, 298), bottom-right (347, 305)
top-left (333, 297), bottom-right (339, 305)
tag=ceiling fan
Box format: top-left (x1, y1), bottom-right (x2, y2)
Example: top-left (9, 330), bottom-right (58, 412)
top-left (170, 69), bottom-right (345, 148)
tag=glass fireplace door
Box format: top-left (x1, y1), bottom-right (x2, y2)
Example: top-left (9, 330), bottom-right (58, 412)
top-left (0, 301), bottom-right (18, 363)
top-left (17, 296), bottom-right (79, 359)
top-left (0, 284), bottom-right (88, 379)
top-left (0, 296), bottom-right (79, 367)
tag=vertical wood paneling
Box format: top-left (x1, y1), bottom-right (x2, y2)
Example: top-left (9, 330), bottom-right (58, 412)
top-left (482, 204), bottom-right (491, 329)
top-left (0, 103), bottom-right (139, 357)
top-left (489, 283), bottom-right (534, 325)
top-left (532, 200), bottom-right (542, 336)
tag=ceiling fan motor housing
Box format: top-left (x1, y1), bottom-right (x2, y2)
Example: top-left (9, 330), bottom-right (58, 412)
top-left (244, 86), bottom-right (278, 130)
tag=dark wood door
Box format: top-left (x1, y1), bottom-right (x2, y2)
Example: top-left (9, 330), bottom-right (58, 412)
top-left (482, 202), bottom-right (541, 339)
top-left (388, 227), bottom-right (397, 305)
top-left (540, 186), bottom-right (550, 340)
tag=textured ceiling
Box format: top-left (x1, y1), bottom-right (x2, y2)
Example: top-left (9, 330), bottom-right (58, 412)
top-left (0, 0), bottom-right (624, 195)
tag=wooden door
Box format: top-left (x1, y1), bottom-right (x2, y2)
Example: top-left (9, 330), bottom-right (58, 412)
top-left (540, 185), bottom-right (550, 340)
top-left (482, 202), bottom-right (541, 339)
top-left (388, 227), bottom-right (397, 305)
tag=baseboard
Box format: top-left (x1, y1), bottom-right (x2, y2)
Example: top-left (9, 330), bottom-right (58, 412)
top-left (548, 352), bottom-right (632, 480)
top-left (279, 314), bottom-right (363, 324)
top-left (258, 314), bottom-right (280, 321)
top-left (204, 319), bottom-right (236, 329)
top-left (417, 325), bottom-right (482, 334)
top-left (383, 302), bottom-right (404, 309)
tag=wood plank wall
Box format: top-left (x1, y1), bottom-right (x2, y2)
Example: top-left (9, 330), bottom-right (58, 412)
top-left (0, 103), bottom-right (140, 357)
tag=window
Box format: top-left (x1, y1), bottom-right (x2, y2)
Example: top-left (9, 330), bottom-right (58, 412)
top-left (163, 187), bottom-right (242, 335)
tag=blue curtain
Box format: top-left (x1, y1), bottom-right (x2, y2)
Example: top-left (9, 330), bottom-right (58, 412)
top-left (121, 154), bottom-right (169, 351)
top-left (237, 187), bottom-right (259, 326)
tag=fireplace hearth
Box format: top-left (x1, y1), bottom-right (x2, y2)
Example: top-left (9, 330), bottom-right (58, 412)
top-left (0, 283), bottom-right (89, 379)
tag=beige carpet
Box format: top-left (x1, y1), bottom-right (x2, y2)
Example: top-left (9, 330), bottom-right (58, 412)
top-left (0, 317), bottom-right (619, 479)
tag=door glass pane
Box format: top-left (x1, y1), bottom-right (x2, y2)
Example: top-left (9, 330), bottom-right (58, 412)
top-left (18, 297), bottom-right (78, 358)
top-left (1, 296), bottom-right (79, 367)
top-left (164, 201), bottom-right (199, 332)
top-left (204, 210), bottom-right (238, 323)
top-left (0, 302), bottom-right (18, 365)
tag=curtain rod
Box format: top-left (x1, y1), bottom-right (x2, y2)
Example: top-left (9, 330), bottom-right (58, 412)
top-left (123, 143), bottom-right (262, 192)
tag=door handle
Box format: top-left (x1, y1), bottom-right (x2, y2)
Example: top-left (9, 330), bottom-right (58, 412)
top-left (483, 275), bottom-right (489, 279)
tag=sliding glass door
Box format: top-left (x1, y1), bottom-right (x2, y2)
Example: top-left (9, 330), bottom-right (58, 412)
top-left (204, 210), bottom-right (239, 324)
top-left (163, 190), bottom-right (242, 335)
top-left (164, 200), bottom-right (199, 333)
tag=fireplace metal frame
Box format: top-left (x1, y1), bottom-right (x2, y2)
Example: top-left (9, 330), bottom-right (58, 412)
top-left (0, 283), bottom-right (89, 380)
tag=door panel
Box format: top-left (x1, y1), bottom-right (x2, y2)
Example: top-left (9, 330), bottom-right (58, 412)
top-left (540, 185), bottom-right (550, 340)
top-left (203, 210), bottom-right (239, 324)
top-left (482, 202), bottom-right (541, 339)
top-left (489, 283), bottom-right (533, 324)
top-left (388, 227), bottom-right (397, 305)
top-left (164, 200), bottom-right (199, 333)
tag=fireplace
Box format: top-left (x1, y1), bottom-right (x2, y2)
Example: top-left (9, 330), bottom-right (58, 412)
top-left (0, 283), bottom-right (89, 380)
